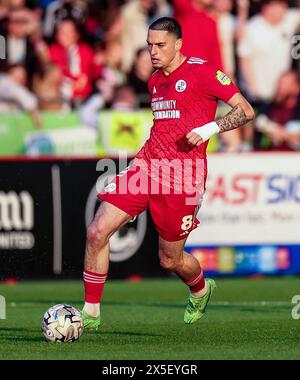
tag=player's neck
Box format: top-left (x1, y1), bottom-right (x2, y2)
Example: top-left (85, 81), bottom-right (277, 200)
top-left (162, 54), bottom-right (186, 76)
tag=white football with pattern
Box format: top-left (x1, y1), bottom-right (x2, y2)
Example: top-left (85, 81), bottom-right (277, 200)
top-left (41, 304), bottom-right (84, 343)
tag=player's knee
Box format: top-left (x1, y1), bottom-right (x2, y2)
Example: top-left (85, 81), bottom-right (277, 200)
top-left (86, 222), bottom-right (109, 246)
top-left (159, 252), bottom-right (180, 272)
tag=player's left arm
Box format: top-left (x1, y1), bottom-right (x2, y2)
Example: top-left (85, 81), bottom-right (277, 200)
top-left (217, 92), bottom-right (255, 133)
top-left (186, 92), bottom-right (255, 146)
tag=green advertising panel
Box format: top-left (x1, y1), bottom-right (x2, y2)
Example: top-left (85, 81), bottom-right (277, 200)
top-left (0, 112), bottom-right (81, 155)
top-left (0, 109), bottom-right (219, 157)
top-left (98, 110), bottom-right (153, 155)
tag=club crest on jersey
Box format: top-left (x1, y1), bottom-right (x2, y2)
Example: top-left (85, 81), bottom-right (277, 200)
top-left (175, 80), bottom-right (187, 92)
top-left (153, 86), bottom-right (157, 94)
top-left (216, 70), bottom-right (231, 85)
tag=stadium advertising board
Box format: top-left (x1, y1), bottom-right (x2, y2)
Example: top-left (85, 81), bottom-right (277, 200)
top-left (1, 155), bottom-right (300, 279)
top-left (186, 152), bottom-right (300, 275)
top-left (0, 159), bottom-right (162, 279)
top-left (0, 161), bottom-right (54, 278)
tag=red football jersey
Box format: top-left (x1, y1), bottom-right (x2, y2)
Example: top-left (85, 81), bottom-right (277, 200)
top-left (134, 56), bottom-right (239, 191)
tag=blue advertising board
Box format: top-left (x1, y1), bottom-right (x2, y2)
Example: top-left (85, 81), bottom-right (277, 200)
top-left (185, 245), bottom-right (300, 276)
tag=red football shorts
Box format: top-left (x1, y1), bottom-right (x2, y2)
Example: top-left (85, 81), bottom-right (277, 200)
top-left (98, 166), bottom-right (205, 241)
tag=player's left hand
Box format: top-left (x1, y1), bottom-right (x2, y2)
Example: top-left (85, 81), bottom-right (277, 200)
top-left (186, 131), bottom-right (204, 146)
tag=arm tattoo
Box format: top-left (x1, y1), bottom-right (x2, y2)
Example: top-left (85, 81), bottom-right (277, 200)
top-left (216, 104), bottom-right (252, 133)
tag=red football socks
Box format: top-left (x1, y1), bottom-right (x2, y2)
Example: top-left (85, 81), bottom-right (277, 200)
top-left (83, 270), bottom-right (107, 303)
top-left (185, 270), bottom-right (205, 293)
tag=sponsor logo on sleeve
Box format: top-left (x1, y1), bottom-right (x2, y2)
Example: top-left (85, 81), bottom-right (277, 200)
top-left (216, 70), bottom-right (231, 86)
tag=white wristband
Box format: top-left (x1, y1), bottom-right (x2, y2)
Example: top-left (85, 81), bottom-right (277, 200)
top-left (191, 121), bottom-right (220, 142)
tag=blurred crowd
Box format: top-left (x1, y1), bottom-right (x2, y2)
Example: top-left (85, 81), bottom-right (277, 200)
top-left (0, 0), bottom-right (300, 151)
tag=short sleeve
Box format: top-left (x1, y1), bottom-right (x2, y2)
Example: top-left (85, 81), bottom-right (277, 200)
top-left (203, 64), bottom-right (240, 103)
top-left (286, 9), bottom-right (300, 33)
top-left (6, 78), bottom-right (38, 111)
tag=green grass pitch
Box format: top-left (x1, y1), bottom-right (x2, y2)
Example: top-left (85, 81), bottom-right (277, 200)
top-left (0, 277), bottom-right (300, 360)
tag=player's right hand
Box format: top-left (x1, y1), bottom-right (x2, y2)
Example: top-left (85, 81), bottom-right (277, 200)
top-left (186, 131), bottom-right (204, 146)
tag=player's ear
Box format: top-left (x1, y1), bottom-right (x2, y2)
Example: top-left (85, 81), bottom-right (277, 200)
top-left (175, 38), bottom-right (182, 51)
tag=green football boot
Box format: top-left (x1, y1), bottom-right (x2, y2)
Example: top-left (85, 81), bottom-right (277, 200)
top-left (184, 278), bottom-right (216, 324)
top-left (81, 310), bottom-right (101, 331)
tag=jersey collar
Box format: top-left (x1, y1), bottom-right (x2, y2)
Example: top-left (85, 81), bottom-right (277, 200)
top-left (161, 56), bottom-right (189, 78)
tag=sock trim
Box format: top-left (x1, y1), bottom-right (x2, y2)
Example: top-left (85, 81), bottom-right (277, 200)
top-left (83, 271), bottom-right (107, 284)
top-left (186, 270), bottom-right (203, 287)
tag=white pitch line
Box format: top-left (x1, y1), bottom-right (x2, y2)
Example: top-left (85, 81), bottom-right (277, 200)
top-left (213, 301), bottom-right (290, 306)
top-left (8, 301), bottom-right (291, 307)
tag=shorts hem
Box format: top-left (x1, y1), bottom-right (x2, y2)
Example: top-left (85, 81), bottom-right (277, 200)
top-left (158, 222), bottom-right (200, 242)
top-left (159, 234), bottom-right (190, 242)
top-left (97, 194), bottom-right (136, 218)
